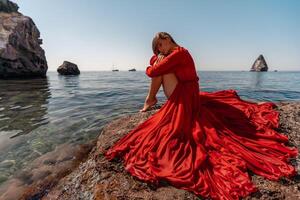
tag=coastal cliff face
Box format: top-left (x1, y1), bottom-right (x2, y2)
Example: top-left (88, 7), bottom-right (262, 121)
top-left (0, 0), bottom-right (48, 78)
top-left (250, 55), bottom-right (268, 72)
top-left (3, 102), bottom-right (297, 200)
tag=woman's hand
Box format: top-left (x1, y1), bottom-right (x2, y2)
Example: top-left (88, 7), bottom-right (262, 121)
top-left (154, 54), bottom-right (165, 65)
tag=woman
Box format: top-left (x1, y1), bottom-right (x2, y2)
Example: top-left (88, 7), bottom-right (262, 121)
top-left (139, 32), bottom-right (180, 112)
top-left (104, 32), bottom-right (298, 200)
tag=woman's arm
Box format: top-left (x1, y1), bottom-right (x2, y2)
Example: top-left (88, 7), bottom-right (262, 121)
top-left (145, 48), bottom-right (184, 77)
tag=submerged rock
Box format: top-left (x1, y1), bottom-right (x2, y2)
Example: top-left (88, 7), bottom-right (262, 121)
top-left (250, 55), bottom-right (268, 72)
top-left (0, 0), bottom-right (48, 78)
top-left (0, 142), bottom-right (95, 200)
top-left (57, 61), bottom-right (80, 75)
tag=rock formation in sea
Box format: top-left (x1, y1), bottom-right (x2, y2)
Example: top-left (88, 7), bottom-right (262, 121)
top-left (2, 102), bottom-right (298, 200)
top-left (57, 61), bottom-right (80, 75)
top-left (250, 55), bottom-right (268, 72)
top-left (0, 0), bottom-right (48, 78)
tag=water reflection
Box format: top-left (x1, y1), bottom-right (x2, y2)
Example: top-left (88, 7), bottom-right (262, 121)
top-left (0, 78), bottom-right (51, 138)
top-left (251, 72), bottom-right (266, 89)
top-left (58, 74), bottom-right (80, 87)
top-left (58, 75), bottom-right (80, 96)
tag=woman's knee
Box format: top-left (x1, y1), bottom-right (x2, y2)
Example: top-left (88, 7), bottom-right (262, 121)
top-left (152, 75), bottom-right (163, 82)
top-left (163, 73), bottom-right (178, 82)
top-left (153, 75), bottom-right (163, 78)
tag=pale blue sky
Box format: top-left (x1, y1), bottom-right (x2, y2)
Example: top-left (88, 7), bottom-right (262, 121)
top-left (14, 0), bottom-right (300, 71)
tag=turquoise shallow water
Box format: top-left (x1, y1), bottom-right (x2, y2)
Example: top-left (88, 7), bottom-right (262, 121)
top-left (0, 71), bottom-right (300, 185)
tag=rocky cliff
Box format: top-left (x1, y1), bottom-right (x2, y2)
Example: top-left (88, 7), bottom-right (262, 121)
top-left (0, 0), bottom-right (18, 13)
top-left (0, 0), bottom-right (48, 78)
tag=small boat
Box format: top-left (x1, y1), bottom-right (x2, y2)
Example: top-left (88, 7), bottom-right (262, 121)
top-left (112, 64), bottom-right (119, 72)
top-left (128, 68), bottom-right (136, 71)
top-left (274, 70), bottom-right (278, 72)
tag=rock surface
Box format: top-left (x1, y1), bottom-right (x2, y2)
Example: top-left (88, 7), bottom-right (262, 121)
top-left (1, 102), bottom-right (299, 200)
top-left (0, 0), bottom-right (48, 78)
top-left (57, 61), bottom-right (80, 75)
top-left (0, 0), bottom-right (18, 13)
top-left (250, 55), bottom-right (268, 72)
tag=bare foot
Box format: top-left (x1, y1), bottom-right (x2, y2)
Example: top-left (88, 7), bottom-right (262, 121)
top-left (139, 96), bottom-right (158, 112)
top-left (257, 101), bottom-right (267, 105)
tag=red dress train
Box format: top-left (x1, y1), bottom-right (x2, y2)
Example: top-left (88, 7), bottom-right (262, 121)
top-left (104, 46), bottom-right (298, 200)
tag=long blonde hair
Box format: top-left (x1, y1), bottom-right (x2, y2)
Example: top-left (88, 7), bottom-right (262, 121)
top-left (152, 32), bottom-right (178, 55)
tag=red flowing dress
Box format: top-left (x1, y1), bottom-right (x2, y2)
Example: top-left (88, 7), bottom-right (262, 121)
top-left (104, 46), bottom-right (298, 200)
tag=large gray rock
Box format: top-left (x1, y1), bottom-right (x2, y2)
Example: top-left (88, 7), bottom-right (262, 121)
top-left (250, 55), bottom-right (268, 72)
top-left (0, 1), bottom-right (48, 78)
top-left (57, 61), bottom-right (80, 75)
top-left (0, 0), bottom-right (18, 13)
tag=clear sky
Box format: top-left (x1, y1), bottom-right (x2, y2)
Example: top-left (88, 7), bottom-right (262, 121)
top-left (13, 0), bottom-right (300, 71)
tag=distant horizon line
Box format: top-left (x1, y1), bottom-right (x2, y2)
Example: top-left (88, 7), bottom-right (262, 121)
top-left (47, 70), bottom-right (300, 72)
